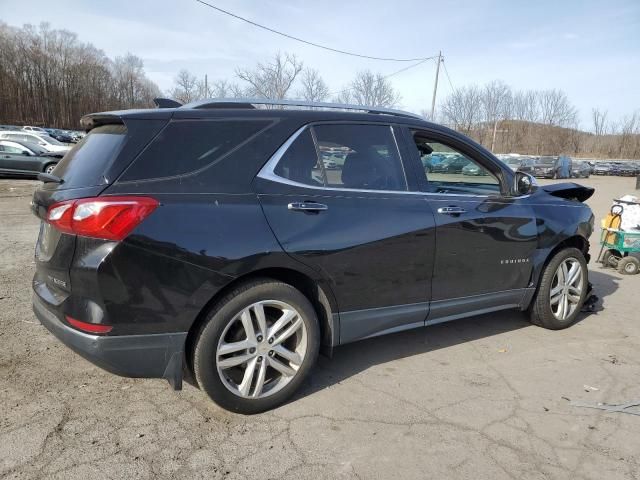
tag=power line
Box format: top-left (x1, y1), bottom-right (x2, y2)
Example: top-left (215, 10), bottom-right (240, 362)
top-left (328, 57), bottom-right (432, 97)
top-left (442, 59), bottom-right (455, 92)
top-left (194, 0), bottom-right (437, 62)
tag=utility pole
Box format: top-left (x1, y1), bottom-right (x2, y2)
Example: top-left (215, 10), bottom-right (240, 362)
top-left (204, 74), bottom-right (208, 97)
top-left (430, 51), bottom-right (442, 121)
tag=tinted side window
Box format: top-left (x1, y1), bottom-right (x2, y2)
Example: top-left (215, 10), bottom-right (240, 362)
top-left (313, 124), bottom-right (406, 191)
top-left (122, 120), bottom-right (270, 181)
top-left (274, 130), bottom-right (324, 186)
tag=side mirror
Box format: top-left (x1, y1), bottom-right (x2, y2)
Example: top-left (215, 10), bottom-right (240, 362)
top-left (514, 171), bottom-right (535, 196)
top-left (22, 150), bottom-right (31, 156)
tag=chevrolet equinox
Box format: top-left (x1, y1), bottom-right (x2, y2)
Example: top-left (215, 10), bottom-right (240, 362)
top-left (31, 99), bottom-right (595, 413)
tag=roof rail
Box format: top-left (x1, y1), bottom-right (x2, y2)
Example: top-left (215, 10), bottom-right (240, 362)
top-left (179, 98), bottom-right (423, 120)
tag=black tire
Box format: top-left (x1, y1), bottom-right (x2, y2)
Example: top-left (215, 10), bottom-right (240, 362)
top-left (529, 247), bottom-right (588, 330)
top-left (193, 279), bottom-right (320, 414)
top-left (601, 249), bottom-right (621, 268)
top-left (617, 256), bottom-right (640, 275)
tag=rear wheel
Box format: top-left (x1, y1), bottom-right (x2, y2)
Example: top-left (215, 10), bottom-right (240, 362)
top-left (529, 247), bottom-right (587, 329)
top-left (193, 279), bottom-right (320, 414)
top-left (618, 256), bottom-right (640, 275)
top-left (44, 163), bottom-right (57, 174)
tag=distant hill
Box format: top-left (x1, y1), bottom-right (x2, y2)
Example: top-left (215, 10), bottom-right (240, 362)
top-left (454, 120), bottom-right (640, 160)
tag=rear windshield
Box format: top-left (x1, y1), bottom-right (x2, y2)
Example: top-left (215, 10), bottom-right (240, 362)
top-left (53, 124), bottom-right (127, 188)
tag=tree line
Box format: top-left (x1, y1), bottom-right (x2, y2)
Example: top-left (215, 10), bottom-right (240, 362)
top-left (1, 22), bottom-right (637, 158)
top-left (0, 22), bottom-right (160, 129)
top-left (437, 81), bottom-right (640, 159)
top-left (168, 53), bottom-right (639, 159)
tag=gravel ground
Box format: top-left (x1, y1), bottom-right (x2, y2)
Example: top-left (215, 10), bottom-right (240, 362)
top-left (1, 176), bottom-right (639, 479)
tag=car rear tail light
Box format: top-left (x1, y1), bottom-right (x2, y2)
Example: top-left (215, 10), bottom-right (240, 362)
top-left (46, 196), bottom-right (158, 241)
top-left (66, 316), bottom-right (113, 334)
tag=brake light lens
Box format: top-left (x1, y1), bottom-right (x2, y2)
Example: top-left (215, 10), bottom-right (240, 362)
top-left (46, 196), bottom-right (159, 241)
top-left (66, 316), bottom-right (113, 334)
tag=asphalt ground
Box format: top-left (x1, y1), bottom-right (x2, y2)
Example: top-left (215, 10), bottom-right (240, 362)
top-left (1, 175), bottom-right (639, 479)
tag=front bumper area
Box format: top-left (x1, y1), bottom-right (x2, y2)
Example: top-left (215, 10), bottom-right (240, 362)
top-left (33, 294), bottom-right (187, 390)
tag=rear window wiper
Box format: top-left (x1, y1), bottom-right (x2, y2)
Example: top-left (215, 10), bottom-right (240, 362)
top-left (37, 172), bottom-right (64, 184)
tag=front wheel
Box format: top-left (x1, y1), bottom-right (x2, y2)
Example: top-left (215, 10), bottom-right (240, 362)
top-left (529, 247), bottom-right (588, 329)
top-left (44, 163), bottom-right (57, 174)
top-left (193, 279), bottom-right (320, 414)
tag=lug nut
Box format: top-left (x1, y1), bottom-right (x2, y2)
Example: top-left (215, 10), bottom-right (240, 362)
top-left (249, 347), bottom-right (256, 354)
top-left (268, 337), bottom-right (274, 344)
top-left (268, 350), bottom-right (275, 357)
top-left (257, 356), bottom-right (263, 363)
top-left (257, 335), bottom-right (263, 342)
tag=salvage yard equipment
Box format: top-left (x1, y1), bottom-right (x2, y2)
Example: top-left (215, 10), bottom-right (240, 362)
top-left (599, 199), bottom-right (640, 275)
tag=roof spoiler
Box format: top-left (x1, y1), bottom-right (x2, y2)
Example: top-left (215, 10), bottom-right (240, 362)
top-left (153, 98), bottom-right (182, 109)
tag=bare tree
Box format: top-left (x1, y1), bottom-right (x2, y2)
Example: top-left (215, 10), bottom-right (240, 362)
top-left (441, 85), bottom-right (482, 133)
top-left (169, 69), bottom-right (198, 104)
top-left (296, 68), bottom-right (329, 102)
top-left (236, 52), bottom-right (303, 100)
top-left (538, 89), bottom-right (577, 127)
top-left (592, 108), bottom-right (608, 136)
top-left (0, 22), bottom-right (159, 129)
top-left (337, 70), bottom-right (400, 108)
top-left (481, 80), bottom-right (512, 151)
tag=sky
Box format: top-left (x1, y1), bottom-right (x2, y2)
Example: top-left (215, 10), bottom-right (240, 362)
top-left (1, 0), bottom-right (639, 128)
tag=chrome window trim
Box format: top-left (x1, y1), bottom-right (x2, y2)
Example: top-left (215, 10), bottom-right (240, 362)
top-left (256, 125), bottom-right (493, 198)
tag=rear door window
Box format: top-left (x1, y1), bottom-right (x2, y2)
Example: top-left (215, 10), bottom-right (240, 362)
top-left (121, 120), bottom-right (271, 181)
top-left (313, 124), bottom-right (406, 191)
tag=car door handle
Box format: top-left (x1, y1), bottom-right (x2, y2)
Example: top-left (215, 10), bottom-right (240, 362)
top-left (288, 202), bottom-right (328, 213)
top-left (437, 206), bottom-right (467, 215)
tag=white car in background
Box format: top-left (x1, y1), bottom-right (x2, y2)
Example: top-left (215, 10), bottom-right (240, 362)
top-left (22, 126), bottom-right (49, 136)
top-left (0, 131), bottom-right (70, 153)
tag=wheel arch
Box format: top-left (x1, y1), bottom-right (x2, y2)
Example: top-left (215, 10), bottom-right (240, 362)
top-left (42, 161), bottom-right (57, 172)
top-left (184, 267), bottom-right (338, 379)
top-left (525, 234), bottom-right (590, 310)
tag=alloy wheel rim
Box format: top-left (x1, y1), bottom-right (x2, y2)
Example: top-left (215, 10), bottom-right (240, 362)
top-left (216, 300), bottom-right (307, 399)
top-left (550, 258), bottom-right (584, 321)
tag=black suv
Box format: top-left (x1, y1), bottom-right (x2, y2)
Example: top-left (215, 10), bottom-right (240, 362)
top-left (31, 99), bottom-right (595, 413)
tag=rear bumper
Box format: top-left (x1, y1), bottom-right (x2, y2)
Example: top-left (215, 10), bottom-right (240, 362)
top-left (32, 293), bottom-right (187, 389)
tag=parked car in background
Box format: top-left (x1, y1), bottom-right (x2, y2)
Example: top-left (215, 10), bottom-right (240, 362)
top-left (45, 129), bottom-right (74, 144)
top-left (617, 162), bottom-right (637, 176)
top-left (22, 126), bottom-right (48, 135)
top-left (0, 140), bottom-right (60, 177)
top-left (532, 156), bottom-right (561, 178)
top-left (30, 98), bottom-right (595, 413)
top-left (593, 163), bottom-right (612, 175)
top-left (461, 162), bottom-right (488, 176)
top-left (430, 154), bottom-right (469, 173)
top-left (0, 131), bottom-right (71, 153)
top-left (504, 157), bottom-right (524, 172)
top-left (571, 161), bottom-right (591, 178)
top-left (503, 157), bottom-right (535, 174)
top-left (0, 139), bottom-right (64, 159)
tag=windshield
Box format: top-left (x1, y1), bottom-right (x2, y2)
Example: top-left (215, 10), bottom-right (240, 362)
top-left (505, 158), bottom-right (521, 165)
top-left (21, 141), bottom-right (48, 154)
top-left (41, 135), bottom-right (64, 146)
top-left (537, 157), bottom-right (555, 165)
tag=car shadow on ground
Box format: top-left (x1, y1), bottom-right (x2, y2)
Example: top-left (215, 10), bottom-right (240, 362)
top-left (295, 268), bottom-right (621, 403)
